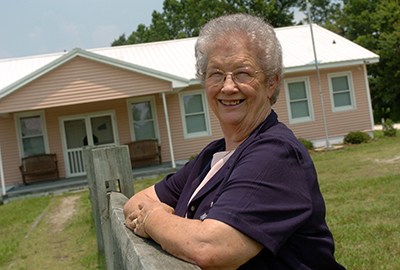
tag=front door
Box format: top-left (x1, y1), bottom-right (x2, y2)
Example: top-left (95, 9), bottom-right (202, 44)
top-left (61, 111), bottom-right (118, 177)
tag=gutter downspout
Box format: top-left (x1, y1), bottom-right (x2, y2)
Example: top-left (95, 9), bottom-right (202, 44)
top-left (363, 63), bottom-right (375, 132)
top-left (161, 92), bottom-right (176, 168)
top-left (0, 144), bottom-right (6, 196)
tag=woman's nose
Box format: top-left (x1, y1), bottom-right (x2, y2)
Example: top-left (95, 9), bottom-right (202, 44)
top-left (221, 74), bottom-right (238, 94)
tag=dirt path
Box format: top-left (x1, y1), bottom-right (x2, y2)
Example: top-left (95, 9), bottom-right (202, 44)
top-left (48, 195), bottom-right (80, 233)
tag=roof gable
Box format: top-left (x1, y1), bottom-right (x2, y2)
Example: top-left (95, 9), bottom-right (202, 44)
top-left (0, 55), bottom-right (172, 114)
top-left (0, 48), bottom-right (190, 100)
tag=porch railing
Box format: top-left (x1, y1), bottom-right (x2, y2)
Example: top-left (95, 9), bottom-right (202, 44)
top-left (67, 148), bottom-right (85, 175)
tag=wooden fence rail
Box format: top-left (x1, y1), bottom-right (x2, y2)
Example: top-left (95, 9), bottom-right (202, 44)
top-left (83, 145), bottom-right (200, 270)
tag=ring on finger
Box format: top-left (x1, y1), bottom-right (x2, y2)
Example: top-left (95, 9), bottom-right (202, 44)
top-left (132, 218), bottom-right (138, 228)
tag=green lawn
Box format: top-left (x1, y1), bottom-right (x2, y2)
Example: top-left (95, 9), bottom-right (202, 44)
top-left (0, 132), bottom-right (399, 269)
top-left (313, 134), bottom-right (400, 269)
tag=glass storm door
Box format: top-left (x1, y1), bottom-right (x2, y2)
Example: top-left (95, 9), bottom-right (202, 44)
top-left (64, 119), bottom-right (87, 176)
top-left (62, 113), bottom-right (117, 177)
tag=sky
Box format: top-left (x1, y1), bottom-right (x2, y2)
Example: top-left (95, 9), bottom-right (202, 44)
top-left (0, 0), bottom-right (306, 60)
top-left (0, 0), bottom-right (165, 60)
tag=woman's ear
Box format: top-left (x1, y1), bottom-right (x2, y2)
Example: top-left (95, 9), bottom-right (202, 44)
top-left (267, 75), bottom-right (279, 99)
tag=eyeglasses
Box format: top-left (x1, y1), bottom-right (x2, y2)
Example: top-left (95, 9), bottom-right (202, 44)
top-left (204, 68), bottom-right (264, 86)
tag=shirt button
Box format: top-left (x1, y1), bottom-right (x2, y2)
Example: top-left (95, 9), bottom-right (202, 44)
top-left (191, 206), bottom-right (196, 212)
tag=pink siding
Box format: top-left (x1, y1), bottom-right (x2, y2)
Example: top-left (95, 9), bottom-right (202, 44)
top-left (44, 98), bottom-right (133, 178)
top-left (0, 62), bottom-right (373, 187)
top-left (0, 56), bottom-right (171, 114)
top-left (159, 89), bottom-right (223, 161)
top-left (0, 115), bottom-right (22, 186)
top-left (275, 66), bottom-right (372, 141)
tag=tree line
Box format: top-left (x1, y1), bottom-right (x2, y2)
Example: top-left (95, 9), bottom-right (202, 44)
top-left (112, 0), bottom-right (400, 123)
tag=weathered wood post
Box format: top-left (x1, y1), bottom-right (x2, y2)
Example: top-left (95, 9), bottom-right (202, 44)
top-left (84, 145), bottom-right (200, 270)
top-left (84, 145), bottom-right (135, 270)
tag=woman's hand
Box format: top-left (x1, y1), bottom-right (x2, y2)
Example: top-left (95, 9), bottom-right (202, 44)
top-left (123, 185), bottom-right (161, 231)
top-left (133, 201), bottom-right (175, 238)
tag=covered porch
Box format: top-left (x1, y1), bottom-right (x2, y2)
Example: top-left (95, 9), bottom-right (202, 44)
top-left (1, 160), bottom-right (185, 204)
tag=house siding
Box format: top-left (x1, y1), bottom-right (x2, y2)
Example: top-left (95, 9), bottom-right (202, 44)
top-left (276, 66), bottom-right (372, 141)
top-left (0, 91), bottom-right (223, 186)
top-left (0, 115), bottom-right (22, 187)
top-left (160, 88), bottom-right (224, 161)
top-left (0, 56), bottom-right (171, 114)
top-left (0, 63), bottom-right (373, 187)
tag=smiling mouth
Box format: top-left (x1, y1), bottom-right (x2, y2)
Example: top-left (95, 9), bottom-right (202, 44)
top-left (219, 99), bottom-right (244, 106)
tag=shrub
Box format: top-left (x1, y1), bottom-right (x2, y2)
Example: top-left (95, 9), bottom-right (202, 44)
top-left (188, 154), bottom-right (198, 162)
top-left (343, 131), bottom-right (371, 144)
top-left (382, 119), bottom-right (397, 137)
top-left (298, 138), bottom-right (314, 150)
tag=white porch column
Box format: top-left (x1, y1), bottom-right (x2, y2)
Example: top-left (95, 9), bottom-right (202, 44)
top-left (0, 144), bottom-right (6, 196)
top-left (161, 92), bottom-right (176, 168)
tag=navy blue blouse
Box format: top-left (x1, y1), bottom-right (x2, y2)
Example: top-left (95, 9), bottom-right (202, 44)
top-left (155, 111), bottom-right (345, 269)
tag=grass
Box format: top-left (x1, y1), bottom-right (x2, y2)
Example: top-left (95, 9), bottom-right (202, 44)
top-left (0, 191), bottom-right (105, 270)
top-left (312, 132), bottom-right (400, 269)
top-left (0, 196), bottom-right (51, 268)
top-left (0, 131), bottom-right (399, 269)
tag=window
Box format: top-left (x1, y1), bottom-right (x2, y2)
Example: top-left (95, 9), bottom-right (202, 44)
top-left (15, 111), bottom-right (49, 158)
top-left (328, 72), bottom-right (356, 112)
top-left (179, 90), bottom-right (211, 139)
top-left (127, 96), bottom-right (159, 141)
top-left (284, 77), bottom-right (314, 124)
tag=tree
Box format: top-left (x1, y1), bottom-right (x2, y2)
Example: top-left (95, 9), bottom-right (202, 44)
top-left (111, 0), bottom-right (299, 46)
top-left (336, 0), bottom-right (400, 122)
top-left (298, 0), bottom-right (342, 27)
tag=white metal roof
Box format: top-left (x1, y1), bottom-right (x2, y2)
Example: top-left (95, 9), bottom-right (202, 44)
top-left (277, 24), bottom-right (379, 72)
top-left (0, 24), bottom-right (379, 99)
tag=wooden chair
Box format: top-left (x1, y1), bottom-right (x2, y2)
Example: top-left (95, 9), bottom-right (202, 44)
top-left (19, 154), bottom-right (59, 185)
top-left (125, 139), bottom-right (162, 167)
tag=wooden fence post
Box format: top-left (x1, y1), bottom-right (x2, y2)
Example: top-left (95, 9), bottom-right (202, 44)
top-left (84, 145), bottom-right (135, 270)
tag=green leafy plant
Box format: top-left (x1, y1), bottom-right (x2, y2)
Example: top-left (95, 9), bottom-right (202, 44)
top-left (188, 154), bottom-right (198, 162)
top-left (298, 138), bottom-right (314, 150)
top-left (343, 131), bottom-right (371, 144)
top-left (382, 119), bottom-right (397, 137)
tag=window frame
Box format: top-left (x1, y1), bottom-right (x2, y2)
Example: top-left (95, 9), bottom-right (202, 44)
top-left (284, 77), bottom-right (314, 124)
top-left (179, 89), bottom-right (212, 139)
top-left (14, 110), bottom-right (50, 159)
top-left (126, 96), bottom-right (160, 142)
top-left (328, 71), bottom-right (356, 113)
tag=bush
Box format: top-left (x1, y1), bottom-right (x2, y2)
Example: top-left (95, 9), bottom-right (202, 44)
top-left (188, 154), bottom-right (198, 162)
top-left (343, 131), bottom-right (371, 144)
top-left (298, 138), bottom-right (314, 150)
top-left (382, 119), bottom-right (397, 137)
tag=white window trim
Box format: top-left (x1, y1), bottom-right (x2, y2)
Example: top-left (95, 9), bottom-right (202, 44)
top-left (179, 89), bottom-right (212, 139)
top-left (14, 110), bottom-right (50, 159)
top-left (328, 71), bottom-right (356, 113)
top-left (284, 77), bottom-right (314, 124)
top-left (126, 96), bottom-right (160, 142)
top-left (59, 110), bottom-right (120, 147)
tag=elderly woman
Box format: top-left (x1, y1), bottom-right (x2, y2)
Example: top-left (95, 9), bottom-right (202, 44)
top-left (124, 14), bottom-right (345, 270)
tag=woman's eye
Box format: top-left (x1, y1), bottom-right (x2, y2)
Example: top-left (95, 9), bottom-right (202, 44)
top-left (235, 71), bottom-right (251, 79)
top-left (208, 71), bottom-right (223, 79)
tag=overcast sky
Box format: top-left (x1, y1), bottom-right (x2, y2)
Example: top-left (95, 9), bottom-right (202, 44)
top-left (0, 0), bottom-right (165, 59)
top-left (0, 1), bottom-right (305, 60)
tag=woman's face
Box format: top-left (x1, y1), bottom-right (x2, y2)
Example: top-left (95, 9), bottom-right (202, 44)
top-left (205, 39), bottom-right (276, 135)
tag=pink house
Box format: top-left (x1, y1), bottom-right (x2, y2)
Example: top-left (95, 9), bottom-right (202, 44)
top-left (0, 24), bottom-right (379, 192)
